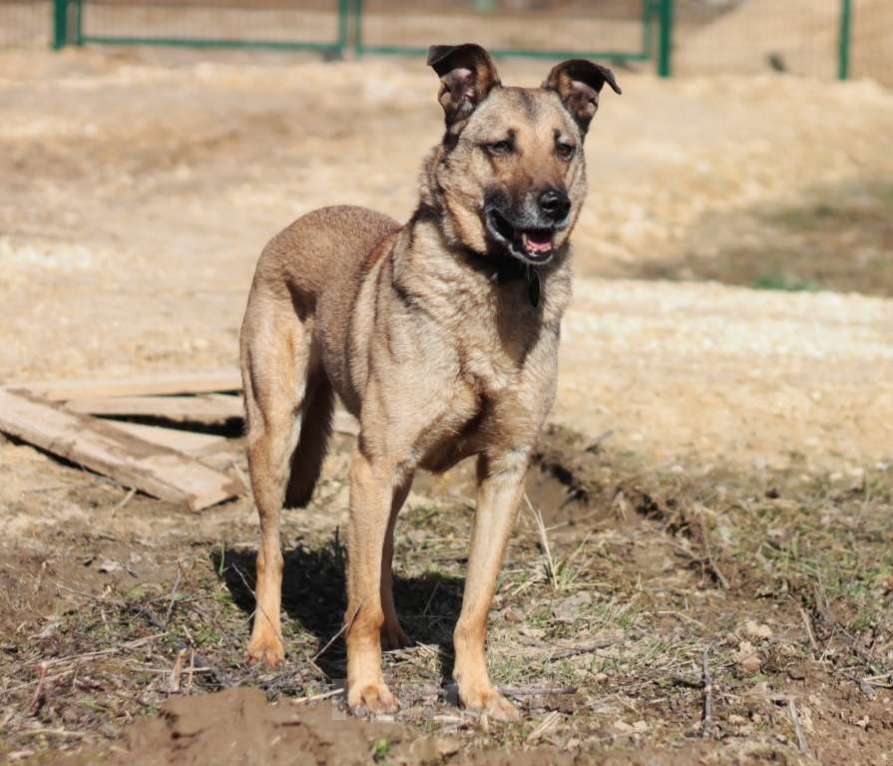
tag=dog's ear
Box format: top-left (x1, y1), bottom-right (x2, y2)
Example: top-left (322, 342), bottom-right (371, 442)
top-left (427, 43), bottom-right (501, 132)
top-left (543, 59), bottom-right (621, 135)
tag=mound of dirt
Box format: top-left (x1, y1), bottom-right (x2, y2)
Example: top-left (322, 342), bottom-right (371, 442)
top-left (56, 689), bottom-right (440, 766)
top-left (51, 688), bottom-right (588, 766)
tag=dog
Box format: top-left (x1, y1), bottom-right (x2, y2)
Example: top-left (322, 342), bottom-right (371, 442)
top-left (239, 43), bottom-right (620, 720)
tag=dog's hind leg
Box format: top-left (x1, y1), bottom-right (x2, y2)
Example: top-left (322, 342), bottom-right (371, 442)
top-left (284, 375), bottom-right (334, 509)
top-left (380, 474), bottom-right (413, 651)
top-left (241, 294), bottom-right (314, 668)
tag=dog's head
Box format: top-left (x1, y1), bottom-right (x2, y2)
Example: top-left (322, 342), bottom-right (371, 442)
top-left (425, 43), bottom-right (621, 266)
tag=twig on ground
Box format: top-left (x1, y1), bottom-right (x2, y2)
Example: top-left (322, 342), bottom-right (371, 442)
top-left (799, 606), bottom-right (819, 658)
top-left (550, 638), bottom-right (615, 661)
top-left (585, 429), bottom-right (614, 453)
top-left (657, 610), bottom-right (706, 629)
top-left (186, 650), bottom-right (196, 694)
top-left (312, 604), bottom-right (361, 663)
top-left (500, 685), bottom-right (577, 697)
top-left (43, 633), bottom-right (167, 669)
top-left (787, 698), bottom-right (809, 754)
top-left (163, 563), bottom-right (183, 628)
top-left (701, 650), bottom-right (714, 739)
top-left (698, 518), bottom-right (729, 590)
top-left (27, 663), bottom-right (47, 716)
top-left (289, 687), bottom-right (344, 705)
top-left (527, 710), bottom-right (562, 742)
top-left (168, 648), bottom-right (187, 693)
top-left (524, 494), bottom-right (557, 589)
top-left (17, 727), bottom-right (86, 740)
top-left (112, 487), bottom-right (137, 514)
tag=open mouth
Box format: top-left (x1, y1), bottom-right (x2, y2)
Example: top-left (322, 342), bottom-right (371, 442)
top-left (485, 209), bottom-right (556, 264)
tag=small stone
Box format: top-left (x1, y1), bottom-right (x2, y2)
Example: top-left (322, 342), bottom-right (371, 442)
top-left (735, 640), bottom-right (762, 676)
top-left (613, 719), bottom-right (634, 734)
top-left (553, 591), bottom-right (592, 623)
top-left (98, 559), bottom-right (122, 574)
top-left (744, 620), bottom-right (773, 640)
top-left (434, 737), bottom-right (461, 757)
top-left (728, 714), bottom-right (748, 726)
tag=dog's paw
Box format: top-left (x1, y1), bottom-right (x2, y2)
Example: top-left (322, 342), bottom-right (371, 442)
top-left (348, 681), bottom-right (398, 716)
top-left (380, 621), bottom-right (412, 651)
top-left (245, 633), bottom-right (285, 668)
top-left (459, 686), bottom-right (520, 722)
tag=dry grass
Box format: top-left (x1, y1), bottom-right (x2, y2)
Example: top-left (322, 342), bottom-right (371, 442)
top-left (1, 426), bottom-right (891, 762)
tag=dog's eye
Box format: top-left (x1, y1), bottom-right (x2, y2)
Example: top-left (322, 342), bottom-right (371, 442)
top-left (556, 142), bottom-right (576, 161)
top-left (486, 140), bottom-right (514, 156)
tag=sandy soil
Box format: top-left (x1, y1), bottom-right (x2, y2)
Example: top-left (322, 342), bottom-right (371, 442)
top-left (1, 46), bottom-right (892, 765)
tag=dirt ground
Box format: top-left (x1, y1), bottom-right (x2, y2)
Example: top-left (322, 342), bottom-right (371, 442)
top-left (1, 42), bottom-right (892, 765)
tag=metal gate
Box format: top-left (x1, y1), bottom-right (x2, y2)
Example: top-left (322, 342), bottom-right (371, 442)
top-left (51, 0), bottom-right (674, 75)
top-left (54, 0), bottom-right (352, 54)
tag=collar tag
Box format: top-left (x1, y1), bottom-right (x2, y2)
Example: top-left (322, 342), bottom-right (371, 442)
top-left (527, 266), bottom-right (541, 309)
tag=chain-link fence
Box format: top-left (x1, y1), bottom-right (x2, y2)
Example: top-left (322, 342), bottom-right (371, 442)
top-left (1, 0), bottom-right (51, 46)
top-left (674, 0), bottom-right (892, 86)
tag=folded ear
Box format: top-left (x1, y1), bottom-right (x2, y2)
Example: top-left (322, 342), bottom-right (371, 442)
top-left (543, 59), bottom-right (621, 134)
top-left (427, 43), bottom-right (501, 132)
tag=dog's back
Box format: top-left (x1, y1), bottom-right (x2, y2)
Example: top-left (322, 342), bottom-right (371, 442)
top-left (249, 205), bottom-right (399, 306)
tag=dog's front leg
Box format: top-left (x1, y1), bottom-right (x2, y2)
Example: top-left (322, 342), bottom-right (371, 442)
top-left (453, 450), bottom-right (527, 721)
top-left (345, 447), bottom-right (400, 714)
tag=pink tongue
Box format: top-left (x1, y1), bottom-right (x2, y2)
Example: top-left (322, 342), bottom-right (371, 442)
top-left (524, 232), bottom-right (552, 253)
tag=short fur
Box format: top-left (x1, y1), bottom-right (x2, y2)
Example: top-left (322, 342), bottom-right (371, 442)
top-left (240, 43), bottom-right (620, 719)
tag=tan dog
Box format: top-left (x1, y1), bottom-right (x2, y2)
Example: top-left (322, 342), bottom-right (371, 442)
top-left (239, 43), bottom-right (620, 720)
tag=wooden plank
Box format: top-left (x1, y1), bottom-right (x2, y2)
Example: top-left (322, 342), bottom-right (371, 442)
top-left (0, 388), bottom-right (241, 511)
top-left (13, 369), bottom-right (241, 402)
top-left (333, 409), bottom-right (359, 436)
top-left (105, 421), bottom-right (227, 455)
top-left (66, 394), bottom-right (244, 424)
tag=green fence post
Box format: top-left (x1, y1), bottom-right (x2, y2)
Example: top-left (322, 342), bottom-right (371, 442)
top-left (657, 0), bottom-right (673, 78)
top-left (838, 0), bottom-right (852, 80)
top-left (52, 0), bottom-right (68, 49)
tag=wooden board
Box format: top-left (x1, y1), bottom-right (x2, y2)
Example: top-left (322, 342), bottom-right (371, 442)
top-left (106, 421), bottom-right (228, 455)
top-left (0, 388), bottom-right (241, 511)
top-left (66, 394), bottom-right (244, 424)
top-left (14, 369), bottom-right (241, 402)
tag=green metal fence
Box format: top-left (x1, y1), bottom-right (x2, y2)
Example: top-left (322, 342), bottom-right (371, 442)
top-left (50, 0), bottom-right (675, 76)
top-left (53, 0), bottom-right (352, 54)
top-left (353, 0), bottom-right (672, 76)
top-left (37, 0), bottom-right (893, 86)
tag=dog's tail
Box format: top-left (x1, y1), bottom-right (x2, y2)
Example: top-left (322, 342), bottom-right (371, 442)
top-left (284, 377), bottom-right (334, 508)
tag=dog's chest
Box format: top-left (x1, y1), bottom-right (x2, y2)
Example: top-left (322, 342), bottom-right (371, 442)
top-left (416, 331), bottom-right (548, 472)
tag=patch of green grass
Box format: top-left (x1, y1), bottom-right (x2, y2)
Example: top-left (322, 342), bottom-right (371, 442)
top-left (752, 271), bottom-right (820, 293)
top-left (371, 738), bottom-right (392, 763)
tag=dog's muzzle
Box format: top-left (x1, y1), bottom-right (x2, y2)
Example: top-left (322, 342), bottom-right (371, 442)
top-left (484, 190), bottom-right (570, 265)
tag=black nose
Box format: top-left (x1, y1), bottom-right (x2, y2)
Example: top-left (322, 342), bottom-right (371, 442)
top-left (538, 188), bottom-right (570, 222)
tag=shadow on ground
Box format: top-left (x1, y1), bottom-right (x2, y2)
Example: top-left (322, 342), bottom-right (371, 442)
top-left (212, 542), bottom-right (464, 681)
top-left (627, 179), bottom-right (893, 296)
